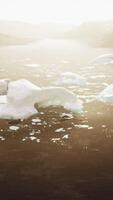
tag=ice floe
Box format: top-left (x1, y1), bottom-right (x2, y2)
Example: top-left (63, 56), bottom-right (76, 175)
top-left (54, 72), bottom-right (87, 87)
top-left (89, 54), bottom-right (113, 66)
top-left (0, 95), bottom-right (7, 104)
top-left (0, 79), bottom-right (83, 119)
top-left (97, 84), bottom-right (113, 103)
top-left (0, 79), bottom-right (10, 95)
top-left (0, 79), bottom-right (40, 119)
top-left (37, 86), bottom-right (83, 113)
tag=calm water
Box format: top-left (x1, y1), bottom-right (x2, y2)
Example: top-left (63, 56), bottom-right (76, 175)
top-left (0, 39), bottom-right (113, 200)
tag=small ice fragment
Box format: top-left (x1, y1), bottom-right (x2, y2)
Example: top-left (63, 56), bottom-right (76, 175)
top-left (40, 112), bottom-right (44, 115)
top-left (67, 127), bottom-right (72, 130)
top-left (88, 126), bottom-right (94, 130)
top-left (43, 121), bottom-right (47, 125)
top-left (9, 125), bottom-right (20, 131)
top-left (55, 128), bottom-right (66, 133)
top-left (62, 134), bottom-right (69, 139)
top-left (24, 124), bottom-right (29, 127)
top-left (35, 130), bottom-right (41, 134)
top-left (74, 124), bottom-right (89, 129)
top-left (36, 123), bottom-right (42, 125)
top-left (29, 136), bottom-right (37, 141)
top-left (22, 137), bottom-right (28, 142)
top-left (0, 136), bottom-right (5, 141)
top-left (32, 118), bottom-right (41, 123)
top-left (32, 123), bottom-right (36, 125)
top-left (51, 138), bottom-right (60, 143)
top-left (29, 132), bottom-right (35, 136)
top-left (102, 125), bottom-right (107, 128)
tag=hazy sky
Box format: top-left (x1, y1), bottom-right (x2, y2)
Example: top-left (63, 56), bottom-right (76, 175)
top-left (0, 0), bottom-right (113, 24)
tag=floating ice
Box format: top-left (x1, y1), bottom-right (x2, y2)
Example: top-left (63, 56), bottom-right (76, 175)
top-left (0, 79), bottom-right (10, 95)
top-left (54, 72), bottom-right (87, 87)
top-left (0, 79), bottom-right (83, 119)
top-left (24, 63), bottom-right (41, 68)
top-left (0, 95), bottom-right (7, 104)
top-left (74, 124), bottom-right (90, 129)
top-left (29, 132), bottom-right (35, 136)
top-left (32, 118), bottom-right (41, 123)
top-left (29, 136), bottom-right (37, 141)
top-left (9, 125), bottom-right (20, 131)
top-left (62, 134), bottom-right (69, 139)
top-left (55, 128), bottom-right (66, 133)
top-left (89, 54), bottom-right (113, 66)
top-left (51, 138), bottom-right (61, 143)
top-left (0, 79), bottom-right (40, 119)
top-left (0, 136), bottom-right (5, 141)
top-left (22, 136), bottom-right (40, 143)
top-left (37, 87), bottom-right (83, 113)
top-left (97, 84), bottom-right (113, 103)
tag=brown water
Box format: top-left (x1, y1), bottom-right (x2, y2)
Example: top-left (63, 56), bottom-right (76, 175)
top-left (0, 39), bottom-right (113, 200)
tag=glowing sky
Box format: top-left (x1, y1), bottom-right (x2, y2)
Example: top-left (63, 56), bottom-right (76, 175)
top-left (0, 0), bottom-right (113, 24)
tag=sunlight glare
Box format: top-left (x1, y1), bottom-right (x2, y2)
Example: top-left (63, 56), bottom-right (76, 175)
top-left (0, 0), bottom-right (113, 24)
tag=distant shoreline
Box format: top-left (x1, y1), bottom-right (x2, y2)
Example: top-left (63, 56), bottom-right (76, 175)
top-left (0, 33), bottom-right (38, 46)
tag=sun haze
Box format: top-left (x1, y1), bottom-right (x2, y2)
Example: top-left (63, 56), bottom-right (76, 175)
top-left (0, 0), bottom-right (113, 24)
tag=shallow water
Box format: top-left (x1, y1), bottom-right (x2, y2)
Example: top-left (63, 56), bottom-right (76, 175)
top-left (0, 39), bottom-right (113, 199)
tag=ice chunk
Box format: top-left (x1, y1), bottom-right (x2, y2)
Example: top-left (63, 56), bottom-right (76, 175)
top-left (89, 54), bottom-right (113, 66)
top-left (0, 79), bottom-right (41, 119)
top-left (55, 128), bottom-right (66, 133)
top-left (0, 79), bottom-right (10, 95)
top-left (54, 72), bottom-right (87, 87)
top-left (97, 84), bottom-right (113, 103)
top-left (0, 79), bottom-right (83, 119)
top-left (32, 118), bottom-right (41, 123)
top-left (37, 87), bottom-right (83, 113)
top-left (62, 134), bottom-right (69, 139)
top-left (51, 138), bottom-right (61, 143)
top-left (0, 95), bottom-right (7, 104)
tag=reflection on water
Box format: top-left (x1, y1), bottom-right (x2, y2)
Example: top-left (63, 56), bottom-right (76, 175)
top-left (0, 40), bottom-right (113, 199)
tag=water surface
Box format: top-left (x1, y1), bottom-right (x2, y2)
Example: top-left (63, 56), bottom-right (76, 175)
top-left (0, 39), bottom-right (113, 200)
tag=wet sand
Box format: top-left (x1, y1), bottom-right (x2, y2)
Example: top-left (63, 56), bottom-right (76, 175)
top-left (0, 40), bottom-right (113, 199)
